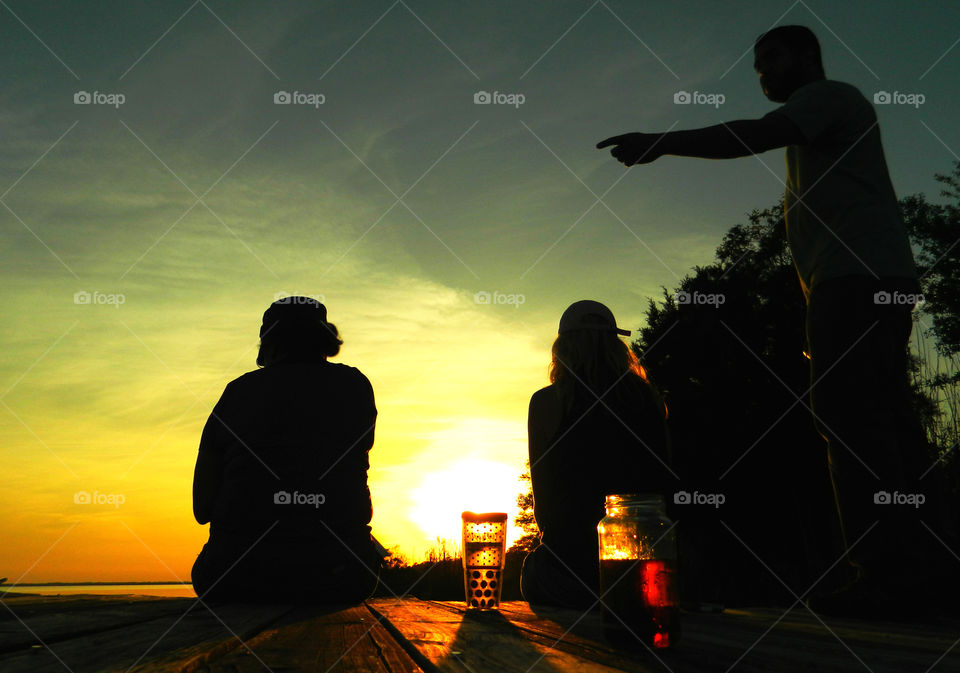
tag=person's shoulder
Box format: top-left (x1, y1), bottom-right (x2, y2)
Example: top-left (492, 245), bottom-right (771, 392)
top-left (795, 79), bottom-right (869, 103)
top-left (530, 384), bottom-right (558, 401)
top-left (325, 361), bottom-right (369, 381)
top-left (323, 362), bottom-right (375, 397)
top-left (820, 80), bottom-right (877, 127)
top-left (228, 362), bottom-right (363, 383)
top-left (812, 78), bottom-right (853, 90)
top-left (529, 384), bottom-right (561, 411)
top-left (827, 79), bottom-right (871, 100)
top-left (224, 369), bottom-right (259, 389)
top-left (207, 370), bottom-right (259, 408)
top-left (783, 78), bottom-right (835, 96)
top-left (228, 361), bottom-right (373, 393)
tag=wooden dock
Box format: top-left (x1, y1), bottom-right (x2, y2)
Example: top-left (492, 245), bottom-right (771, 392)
top-left (1, 592), bottom-right (957, 672)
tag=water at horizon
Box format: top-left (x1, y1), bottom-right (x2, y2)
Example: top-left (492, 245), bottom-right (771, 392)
top-left (2, 584), bottom-right (196, 598)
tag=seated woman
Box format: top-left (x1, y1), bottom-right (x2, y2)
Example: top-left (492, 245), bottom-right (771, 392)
top-left (521, 300), bottom-right (673, 609)
top-left (191, 296), bottom-right (382, 604)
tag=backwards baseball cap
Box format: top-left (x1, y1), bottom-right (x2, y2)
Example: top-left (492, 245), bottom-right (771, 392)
top-left (558, 300), bottom-right (630, 336)
top-left (260, 296), bottom-right (327, 338)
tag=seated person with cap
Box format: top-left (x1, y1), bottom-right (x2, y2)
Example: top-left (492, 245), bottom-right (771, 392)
top-left (521, 300), bottom-right (673, 608)
top-left (191, 296), bottom-right (382, 603)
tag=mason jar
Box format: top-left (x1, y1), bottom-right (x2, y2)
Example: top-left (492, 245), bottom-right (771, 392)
top-left (597, 493), bottom-right (680, 648)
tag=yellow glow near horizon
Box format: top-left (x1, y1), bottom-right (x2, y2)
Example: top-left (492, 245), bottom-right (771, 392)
top-left (0, 281), bottom-right (541, 580)
top-left (409, 458), bottom-right (523, 549)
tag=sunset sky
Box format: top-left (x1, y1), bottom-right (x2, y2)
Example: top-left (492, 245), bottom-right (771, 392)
top-left (2, 0), bottom-right (958, 582)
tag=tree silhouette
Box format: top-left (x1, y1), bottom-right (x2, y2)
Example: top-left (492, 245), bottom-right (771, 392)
top-left (509, 461), bottom-right (540, 554)
top-left (900, 161), bottom-right (960, 458)
top-left (902, 160), bottom-right (960, 361)
top-left (900, 161), bottom-right (960, 534)
top-left (631, 194), bottom-right (953, 606)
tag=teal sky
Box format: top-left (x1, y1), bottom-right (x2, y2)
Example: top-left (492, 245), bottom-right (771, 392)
top-left (2, 0), bottom-right (959, 576)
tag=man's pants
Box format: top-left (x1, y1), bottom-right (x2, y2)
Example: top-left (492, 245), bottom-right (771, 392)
top-left (806, 274), bottom-right (954, 582)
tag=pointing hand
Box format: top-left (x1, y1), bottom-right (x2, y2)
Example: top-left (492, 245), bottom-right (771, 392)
top-left (596, 133), bottom-right (664, 166)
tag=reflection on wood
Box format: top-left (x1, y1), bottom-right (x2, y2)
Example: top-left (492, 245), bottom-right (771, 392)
top-left (1, 593), bottom-right (956, 672)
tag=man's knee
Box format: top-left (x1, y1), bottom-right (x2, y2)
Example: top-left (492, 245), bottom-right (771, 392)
top-left (809, 388), bottom-right (850, 443)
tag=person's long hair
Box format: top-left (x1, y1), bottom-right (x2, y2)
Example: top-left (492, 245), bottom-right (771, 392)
top-left (549, 329), bottom-right (668, 423)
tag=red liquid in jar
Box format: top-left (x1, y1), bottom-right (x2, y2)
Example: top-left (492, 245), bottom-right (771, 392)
top-left (599, 558), bottom-right (680, 648)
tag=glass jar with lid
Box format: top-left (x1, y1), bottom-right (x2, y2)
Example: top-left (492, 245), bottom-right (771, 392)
top-left (597, 493), bottom-right (680, 648)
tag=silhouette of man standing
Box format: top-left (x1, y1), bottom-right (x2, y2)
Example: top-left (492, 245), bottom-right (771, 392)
top-left (598, 25), bottom-right (953, 616)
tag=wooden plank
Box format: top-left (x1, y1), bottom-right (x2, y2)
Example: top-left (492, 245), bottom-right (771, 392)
top-left (0, 596), bottom-right (194, 654)
top-left (454, 600), bottom-right (659, 672)
top-left (0, 599), bottom-right (294, 673)
top-left (195, 604), bottom-right (425, 673)
top-left (4, 594), bottom-right (955, 673)
top-left (409, 600), bottom-right (684, 673)
top-left (719, 607), bottom-right (960, 652)
top-left (0, 593), bottom-right (176, 621)
top-left (491, 600), bottom-right (960, 673)
top-left (369, 598), bottom-right (633, 673)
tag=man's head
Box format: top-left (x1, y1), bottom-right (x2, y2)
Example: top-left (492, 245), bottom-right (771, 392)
top-left (753, 25), bottom-right (825, 103)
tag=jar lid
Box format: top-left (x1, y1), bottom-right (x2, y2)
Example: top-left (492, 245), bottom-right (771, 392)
top-left (604, 493), bottom-right (664, 507)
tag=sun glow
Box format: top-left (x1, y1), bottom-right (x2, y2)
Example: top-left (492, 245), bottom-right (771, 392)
top-left (409, 458), bottom-right (523, 549)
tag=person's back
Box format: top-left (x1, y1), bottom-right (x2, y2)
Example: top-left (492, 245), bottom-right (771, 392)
top-left (521, 301), bottom-right (672, 608)
top-left (191, 297), bottom-right (381, 604)
top-left (208, 360), bottom-right (374, 543)
top-left (529, 379), bottom-right (671, 582)
top-left (763, 77), bottom-right (917, 300)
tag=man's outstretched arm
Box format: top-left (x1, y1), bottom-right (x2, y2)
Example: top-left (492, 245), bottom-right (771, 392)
top-left (597, 114), bottom-right (804, 165)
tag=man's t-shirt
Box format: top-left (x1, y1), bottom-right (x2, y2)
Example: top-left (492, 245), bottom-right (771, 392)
top-left (198, 360), bottom-right (376, 546)
top-left (763, 79), bottom-right (916, 300)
